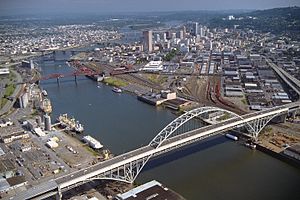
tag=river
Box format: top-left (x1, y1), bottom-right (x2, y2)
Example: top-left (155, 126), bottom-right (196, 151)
top-left (38, 50), bottom-right (300, 200)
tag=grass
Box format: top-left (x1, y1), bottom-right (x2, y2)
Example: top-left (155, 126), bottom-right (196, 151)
top-left (241, 98), bottom-right (247, 105)
top-left (4, 83), bottom-right (16, 98)
top-left (217, 113), bottom-right (231, 121)
top-left (0, 98), bottom-right (8, 108)
top-left (146, 74), bottom-right (168, 84)
top-left (103, 77), bottom-right (128, 87)
top-left (0, 83), bottom-right (16, 109)
top-left (9, 71), bottom-right (16, 81)
top-left (163, 49), bottom-right (178, 61)
top-left (84, 145), bottom-right (99, 157)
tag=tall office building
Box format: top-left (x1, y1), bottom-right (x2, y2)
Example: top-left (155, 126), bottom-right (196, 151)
top-left (179, 30), bottom-right (184, 40)
top-left (143, 30), bottom-right (153, 52)
top-left (193, 22), bottom-right (198, 36)
top-left (19, 91), bottom-right (29, 108)
top-left (182, 26), bottom-right (186, 37)
top-left (165, 31), bottom-right (171, 40)
top-left (163, 33), bottom-right (167, 41)
top-left (155, 34), bottom-right (160, 42)
top-left (200, 27), bottom-right (204, 37)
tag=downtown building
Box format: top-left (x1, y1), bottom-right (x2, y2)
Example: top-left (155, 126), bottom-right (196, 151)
top-left (143, 30), bottom-right (153, 53)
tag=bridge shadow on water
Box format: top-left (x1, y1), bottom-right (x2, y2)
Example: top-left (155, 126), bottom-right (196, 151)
top-left (41, 78), bottom-right (89, 86)
top-left (143, 135), bottom-right (228, 172)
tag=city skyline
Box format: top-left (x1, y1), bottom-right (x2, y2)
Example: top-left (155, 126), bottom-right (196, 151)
top-left (1, 0), bottom-right (300, 16)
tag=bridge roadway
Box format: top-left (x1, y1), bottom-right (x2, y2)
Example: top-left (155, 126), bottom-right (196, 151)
top-left (13, 103), bottom-right (299, 200)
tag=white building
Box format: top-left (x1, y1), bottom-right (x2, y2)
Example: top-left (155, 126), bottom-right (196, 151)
top-left (0, 68), bottom-right (10, 75)
top-left (19, 92), bottom-right (29, 108)
top-left (141, 61), bottom-right (163, 72)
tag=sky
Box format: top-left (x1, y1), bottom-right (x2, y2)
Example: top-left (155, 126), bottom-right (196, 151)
top-left (0, 0), bottom-right (300, 15)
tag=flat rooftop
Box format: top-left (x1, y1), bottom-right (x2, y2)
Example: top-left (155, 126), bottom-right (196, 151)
top-left (0, 159), bottom-right (15, 173)
top-left (116, 180), bottom-right (185, 200)
top-left (0, 126), bottom-right (24, 137)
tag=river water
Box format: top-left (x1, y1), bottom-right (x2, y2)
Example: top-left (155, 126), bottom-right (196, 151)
top-left (38, 51), bottom-right (300, 200)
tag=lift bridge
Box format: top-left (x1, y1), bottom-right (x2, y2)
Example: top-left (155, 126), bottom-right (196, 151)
top-left (14, 102), bottom-right (300, 200)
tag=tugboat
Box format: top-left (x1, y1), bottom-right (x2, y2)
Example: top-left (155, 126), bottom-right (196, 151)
top-left (41, 90), bottom-right (48, 96)
top-left (112, 87), bottom-right (122, 93)
top-left (245, 140), bottom-right (257, 149)
top-left (74, 121), bottom-right (84, 133)
top-left (57, 114), bottom-right (84, 133)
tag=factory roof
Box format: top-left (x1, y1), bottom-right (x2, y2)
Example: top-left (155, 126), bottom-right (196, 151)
top-left (116, 180), bottom-right (185, 200)
top-left (0, 159), bottom-right (15, 173)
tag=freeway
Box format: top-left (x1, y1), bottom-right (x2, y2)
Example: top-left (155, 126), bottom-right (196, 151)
top-left (266, 58), bottom-right (300, 96)
top-left (13, 103), bottom-right (299, 200)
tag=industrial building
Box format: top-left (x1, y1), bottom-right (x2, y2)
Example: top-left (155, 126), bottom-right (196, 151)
top-left (0, 68), bottom-right (10, 75)
top-left (0, 159), bottom-right (16, 178)
top-left (138, 90), bottom-right (177, 106)
top-left (141, 61), bottom-right (163, 72)
top-left (115, 180), bottom-right (185, 200)
top-left (21, 60), bottom-right (34, 69)
top-left (0, 118), bottom-right (13, 128)
top-left (0, 126), bottom-right (29, 144)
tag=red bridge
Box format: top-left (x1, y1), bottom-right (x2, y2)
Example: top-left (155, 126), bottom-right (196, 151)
top-left (31, 65), bottom-right (101, 84)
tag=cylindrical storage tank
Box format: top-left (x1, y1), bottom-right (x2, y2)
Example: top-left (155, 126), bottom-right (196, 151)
top-left (36, 116), bottom-right (42, 127)
top-left (44, 114), bottom-right (51, 131)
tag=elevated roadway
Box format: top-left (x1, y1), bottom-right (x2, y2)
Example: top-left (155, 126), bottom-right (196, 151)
top-left (266, 57), bottom-right (300, 96)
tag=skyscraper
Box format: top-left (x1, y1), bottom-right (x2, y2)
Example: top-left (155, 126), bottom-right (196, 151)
top-left (193, 22), bottom-right (198, 36)
top-left (200, 27), bottom-right (204, 37)
top-left (179, 30), bottom-right (184, 40)
top-left (143, 30), bottom-right (153, 52)
top-left (182, 26), bottom-right (186, 37)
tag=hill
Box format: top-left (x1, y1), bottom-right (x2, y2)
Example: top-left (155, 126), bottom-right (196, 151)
top-left (209, 7), bottom-right (300, 35)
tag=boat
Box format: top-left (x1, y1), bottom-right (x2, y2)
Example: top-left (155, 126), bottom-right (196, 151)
top-left (57, 113), bottom-right (78, 132)
top-left (225, 133), bottom-right (238, 141)
top-left (112, 87), bottom-right (122, 93)
top-left (74, 121), bottom-right (84, 133)
top-left (41, 90), bottom-right (48, 96)
top-left (245, 142), bottom-right (256, 149)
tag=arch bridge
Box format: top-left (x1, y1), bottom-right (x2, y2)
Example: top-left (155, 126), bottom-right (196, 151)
top-left (14, 103), bottom-right (299, 200)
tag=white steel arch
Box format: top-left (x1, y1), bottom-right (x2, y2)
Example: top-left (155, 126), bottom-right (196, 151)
top-left (149, 106), bottom-right (249, 148)
top-left (61, 107), bottom-right (285, 184)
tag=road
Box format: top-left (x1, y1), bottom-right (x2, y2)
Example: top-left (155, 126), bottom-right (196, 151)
top-left (265, 57), bottom-right (300, 96)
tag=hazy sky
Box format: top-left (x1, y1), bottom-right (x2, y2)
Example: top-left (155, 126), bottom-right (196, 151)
top-left (1, 0), bottom-right (300, 15)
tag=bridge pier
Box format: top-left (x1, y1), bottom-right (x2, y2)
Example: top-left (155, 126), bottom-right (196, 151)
top-left (55, 187), bottom-right (62, 200)
top-left (289, 110), bottom-right (297, 119)
top-left (57, 77), bottom-right (60, 85)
